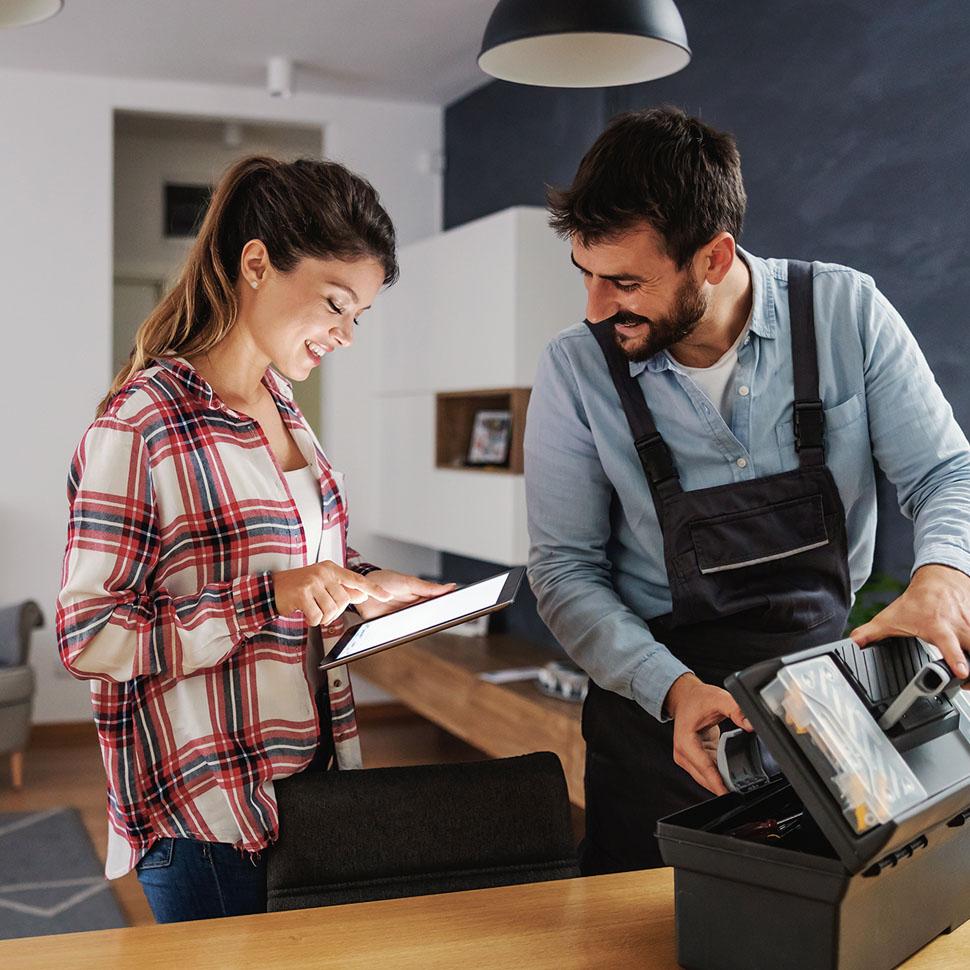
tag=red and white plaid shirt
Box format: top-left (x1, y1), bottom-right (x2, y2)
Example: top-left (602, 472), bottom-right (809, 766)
top-left (56, 357), bottom-right (375, 878)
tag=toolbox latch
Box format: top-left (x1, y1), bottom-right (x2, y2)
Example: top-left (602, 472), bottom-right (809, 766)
top-left (863, 835), bottom-right (929, 877)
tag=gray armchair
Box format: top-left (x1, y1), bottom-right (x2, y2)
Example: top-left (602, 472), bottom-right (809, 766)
top-left (0, 600), bottom-right (43, 788)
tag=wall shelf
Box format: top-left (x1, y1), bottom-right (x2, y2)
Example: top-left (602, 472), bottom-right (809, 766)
top-left (435, 388), bottom-right (531, 475)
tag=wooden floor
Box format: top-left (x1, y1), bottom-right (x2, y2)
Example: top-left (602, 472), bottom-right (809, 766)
top-left (0, 707), bottom-right (580, 930)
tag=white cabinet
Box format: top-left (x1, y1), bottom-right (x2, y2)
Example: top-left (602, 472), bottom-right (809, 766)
top-left (374, 206), bottom-right (585, 564)
top-left (378, 206), bottom-right (584, 394)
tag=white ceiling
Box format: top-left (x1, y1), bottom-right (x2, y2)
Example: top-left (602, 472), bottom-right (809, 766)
top-left (0, 0), bottom-right (496, 105)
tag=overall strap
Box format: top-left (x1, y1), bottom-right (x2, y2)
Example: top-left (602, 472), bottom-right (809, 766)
top-left (786, 260), bottom-right (826, 467)
top-left (585, 321), bottom-right (682, 502)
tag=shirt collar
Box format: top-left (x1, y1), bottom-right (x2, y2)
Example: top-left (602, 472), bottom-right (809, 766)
top-left (627, 247), bottom-right (775, 378)
top-left (154, 356), bottom-right (295, 414)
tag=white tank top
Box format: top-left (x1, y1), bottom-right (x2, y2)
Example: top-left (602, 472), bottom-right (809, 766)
top-left (282, 463), bottom-right (341, 693)
top-left (283, 463), bottom-right (324, 563)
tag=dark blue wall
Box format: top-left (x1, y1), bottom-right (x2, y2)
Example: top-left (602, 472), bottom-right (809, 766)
top-left (439, 553), bottom-right (560, 649)
top-left (444, 83), bottom-right (607, 230)
top-left (445, 0), bottom-right (970, 588)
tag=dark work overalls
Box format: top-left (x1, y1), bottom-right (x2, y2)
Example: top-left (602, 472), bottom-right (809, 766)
top-left (580, 260), bottom-right (853, 874)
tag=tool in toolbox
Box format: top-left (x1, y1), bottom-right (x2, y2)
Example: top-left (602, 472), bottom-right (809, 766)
top-left (660, 635), bottom-right (970, 970)
top-left (717, 636), bottom-right (969, 806)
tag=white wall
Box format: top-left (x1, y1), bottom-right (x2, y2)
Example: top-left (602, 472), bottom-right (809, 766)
top-left (0, 66), bottom-right (441, 722)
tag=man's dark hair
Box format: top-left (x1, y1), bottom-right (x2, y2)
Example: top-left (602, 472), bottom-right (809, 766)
top-left (547, 106), bottom-right (747, 269)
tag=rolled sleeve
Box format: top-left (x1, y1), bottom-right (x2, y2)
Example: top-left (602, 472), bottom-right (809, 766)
top-left (859, 275), bottom-right (970, 580)
top-left (631, 650), bottom-right (692, 722)
top-left (910, 544), bottom-right (970, 581)
top-left (56, 420), bottom-right (283, 683)
top-left (230, 572), bottom-right (280, 638)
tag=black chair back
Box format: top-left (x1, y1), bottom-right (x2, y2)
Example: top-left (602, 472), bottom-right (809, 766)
top-left (267, 751), bottom-right (579, 912)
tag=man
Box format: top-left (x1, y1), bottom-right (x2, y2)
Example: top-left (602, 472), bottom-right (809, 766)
top-left (524, 106), bottom-right (970, 875)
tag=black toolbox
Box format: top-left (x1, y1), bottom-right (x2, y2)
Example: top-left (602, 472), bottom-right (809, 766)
top-left (657, 636), bottom-right (970, 970)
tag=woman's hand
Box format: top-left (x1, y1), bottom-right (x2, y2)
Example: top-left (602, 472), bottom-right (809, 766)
top-left (355, 570), bottom-right (457, 620)
top-left (272, 561), bottom-right (393, 626)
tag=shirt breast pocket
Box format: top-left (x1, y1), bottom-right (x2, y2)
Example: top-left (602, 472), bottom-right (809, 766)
top-left (776, 392), bottom-right (868, 500)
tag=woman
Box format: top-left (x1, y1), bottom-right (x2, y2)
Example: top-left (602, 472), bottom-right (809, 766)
top-left (55, 155), bottom-right (452, 923)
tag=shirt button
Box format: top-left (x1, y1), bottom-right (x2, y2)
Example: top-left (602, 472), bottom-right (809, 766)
top-left (738, 385), bottom-right (750, 396)
top-left (736, 457), bottom-right (748, 469)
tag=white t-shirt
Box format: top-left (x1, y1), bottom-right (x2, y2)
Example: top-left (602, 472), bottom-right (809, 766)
top-left (670, 315), bottom-right (752, 424)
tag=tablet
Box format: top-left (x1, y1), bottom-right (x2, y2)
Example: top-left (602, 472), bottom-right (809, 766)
top-left (319, 567), bottom-right (525, 670)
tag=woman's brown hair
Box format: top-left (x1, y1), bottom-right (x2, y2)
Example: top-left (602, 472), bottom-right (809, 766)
top-left (98, 155), bottom-right (398, 417)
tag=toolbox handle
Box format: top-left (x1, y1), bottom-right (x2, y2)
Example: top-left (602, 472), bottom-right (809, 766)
top-left (947, 807), bottom-right (970, 828)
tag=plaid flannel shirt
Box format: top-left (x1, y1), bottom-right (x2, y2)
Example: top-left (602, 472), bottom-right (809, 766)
top-left (55, 357), bottom-right (376, 878)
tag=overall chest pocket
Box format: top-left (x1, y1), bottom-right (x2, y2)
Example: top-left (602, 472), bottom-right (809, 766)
top-left (688, 493), bottom-right (829, 575)
top-left (669, 489), bottom-right (843, 632)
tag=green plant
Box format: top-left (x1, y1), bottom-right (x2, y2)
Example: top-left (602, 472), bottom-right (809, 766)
top-left (846, 572), bottom-right (908, 632)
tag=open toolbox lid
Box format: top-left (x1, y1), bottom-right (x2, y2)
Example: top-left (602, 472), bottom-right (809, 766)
top-left (724, 637), bottom-right (970, 874)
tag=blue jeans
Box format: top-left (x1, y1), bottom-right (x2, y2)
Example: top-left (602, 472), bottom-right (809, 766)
top-left (136, 837), bottom-right (267, 923)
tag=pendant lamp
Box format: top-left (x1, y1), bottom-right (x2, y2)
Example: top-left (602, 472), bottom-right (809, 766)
top-left (479, 0), bottom-right (691, 88)
top-left (0, 1), bottom-right (63, 28)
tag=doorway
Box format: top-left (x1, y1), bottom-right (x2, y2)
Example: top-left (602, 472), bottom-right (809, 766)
top-left (112, 112), bottom-right (325, 429)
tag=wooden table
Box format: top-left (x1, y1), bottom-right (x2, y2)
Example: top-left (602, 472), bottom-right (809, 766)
top-left (355, 631), bottom-right (586, 805)
top-left (1, 869), bottom-right (966, 969)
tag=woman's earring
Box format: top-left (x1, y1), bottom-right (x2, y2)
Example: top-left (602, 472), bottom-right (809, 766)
top-left (250, 280), bottom-right (259, 290)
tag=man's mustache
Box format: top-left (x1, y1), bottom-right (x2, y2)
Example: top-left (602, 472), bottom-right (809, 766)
top-left (584, 311), bottom-right (650, 328)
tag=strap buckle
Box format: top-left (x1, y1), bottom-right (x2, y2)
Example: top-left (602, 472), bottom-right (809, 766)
top-left (793, 401), bottom-right (824, 452)
top-left (634, 432), bottom-right (678, 486)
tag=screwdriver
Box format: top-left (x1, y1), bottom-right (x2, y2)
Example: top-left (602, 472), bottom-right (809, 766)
top-left (726, 811), bottom-right (803, 841)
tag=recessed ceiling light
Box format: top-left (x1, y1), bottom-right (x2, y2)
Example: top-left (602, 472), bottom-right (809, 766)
top-left (268, 57), bottom-right (295, 99)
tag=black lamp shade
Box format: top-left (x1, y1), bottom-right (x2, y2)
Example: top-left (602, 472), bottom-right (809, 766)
top-left (478, 0), bottom-right (691, 88)
top-left (0, 0), bottom-right (63, 28)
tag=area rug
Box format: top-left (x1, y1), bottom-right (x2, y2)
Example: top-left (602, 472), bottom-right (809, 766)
top-left (0, 808), bottom-right (126, 939)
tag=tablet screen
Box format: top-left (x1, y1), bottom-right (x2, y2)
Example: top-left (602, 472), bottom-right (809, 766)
top-left (336, 571), bottom-right (511, 659)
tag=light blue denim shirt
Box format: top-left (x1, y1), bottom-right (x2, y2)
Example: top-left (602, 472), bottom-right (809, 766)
top-left (525, 250), bottom-right (970, 721)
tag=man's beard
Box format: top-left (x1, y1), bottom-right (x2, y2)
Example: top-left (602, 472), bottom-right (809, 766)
top-left (603, 274), bottom-right (708, 363)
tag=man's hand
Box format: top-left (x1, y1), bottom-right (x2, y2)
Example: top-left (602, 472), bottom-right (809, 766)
top-left (851, 564), bottom-right (970, 681)
top-left (664, 673), bottom-right (753, 795)
top-left (355, 570), bottom-right (457, 620)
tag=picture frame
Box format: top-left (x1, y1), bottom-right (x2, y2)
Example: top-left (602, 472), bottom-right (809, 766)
top-left (164, 182), bottom-right (212, 238)
top-left (466, 409), bottom-right (512, 466)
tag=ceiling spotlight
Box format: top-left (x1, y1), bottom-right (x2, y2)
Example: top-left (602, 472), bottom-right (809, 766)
top-left (267, 57), bottom-right (295, 99)
top-left (479, 0), bottom-right (691, 88)
top-left (0, 0), bottom-right (64, 28)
